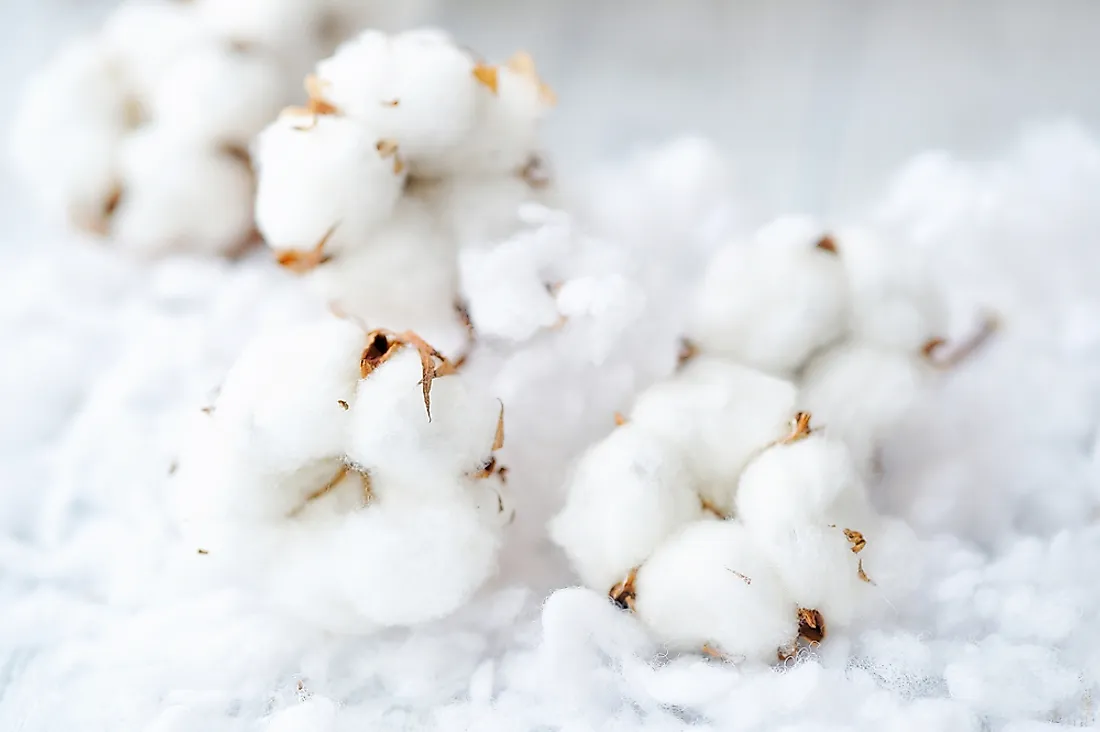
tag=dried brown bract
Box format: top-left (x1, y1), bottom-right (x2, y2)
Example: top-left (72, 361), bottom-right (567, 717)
top-left (727, 568), bottom-right (752, 585)
top-left (923, 312), bottom-right (1000, 370)
top-left (337, 399), bottom-right (349, 410)
top-left (455, 300), bottom-right (475, 336)
top-left (286, 74), bottom-right (339, 131)
top-left (614, 412), bottom-right (628, 427)
top-left (201, 405), bottom-right (215, 415)
top-left (375, 138), bottom-right (404, 174)
top-left (815, 234), bottom-right (838, 254)
top-left (519, 154), bottom-right (552, 189)
top-left (472, 63), bottom-right (499, 94)
top-left (289, 463), bottom-right (373, 518)
top-left (700, 496), bottom-right (727, 519)
top-left (857, 559), bottom-right (874, 584)
top-left (780, 412), bottom-right (813, 444)
top-left (275, 223), bottom-right (338, 273)
top-left (505, 51), bottom-right (557, 105)
top-left (677, 338), bottom-right (698, 368)
top-left (609, 567), bottom-right (638, 611)
top-left (197, 548), bottom-right (209, 555)
top-left (843, 528), bottom-right (866, 553)
top-left (797, 608), bottom-right (826, 644)
top-left (359, 329), bottom-right (458, 421)
top-left (382, 99), bottom-right (399, 107)
top-left (493, 402), bottom-right (506, 451)
top-left (701, 644), bottom-right (728, 660)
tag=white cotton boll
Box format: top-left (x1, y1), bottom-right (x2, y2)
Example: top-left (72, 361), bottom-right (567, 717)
top-left (263, 697), bottom-right (338, 732)
top-left (101, 0), bottom-right (209, 97)
top-left (149, 44), bottom-right (286, 148)
top-left (458, 238), bottom-right (560, 342)
top-left (688, 215), bottom-right (849, 376)
top-left (799, 343), bottom-right (928, 472)
top-left (425, 175), bottom-right (553, 249)
top-left (316, 29), bottom-right (478, 175)
top-left (632, 521), bottom-right (797, 662)
top-left (736, 435), bottom-right (869, 531)
top-left (211, 317), bottom-right (364, 477)
top-left (9, 37), bottom-right (128, 230)
top-left (254, 113), bottom-right (405, 255)
top-left (345, 348), bottom-right (500, 489)
top-left (549, 424), bottom-right (704, 592)
top-left (460, 63), bottom-right (549, 176)
top-left (195, 0), bottom-right (320, 56)
top-left (833, 226), bottom-right (947, 352)
top-left (111, 127), bottom-right (255, 256)
top-left (629, 357), bottom-right (797, 514)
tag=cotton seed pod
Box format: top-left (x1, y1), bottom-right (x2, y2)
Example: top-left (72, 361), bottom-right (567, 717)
top-left (110, 126), bottom-right (256, 257)
top-left (831, 226), bottom-right (948, 353)
top-left (148, 42), bottom-right (287, 149)
top-left (799, 342), bottom-right (929, 473)
top-left (549, 423), bottom-right (705, 593)
top-left (254, 113), bottom-right (406, 257)
top-left (315, 29), bottom-right (478, 176)
top-left (687, 215), bottom-right (850, 376)
top-left (632, 521), bottom-right (798, 663)
top-left (629, 356), bottom-right (798, 515)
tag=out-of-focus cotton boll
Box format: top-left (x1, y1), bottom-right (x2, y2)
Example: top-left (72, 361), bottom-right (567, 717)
top-left (799, 343), bottom-right (928, 473)
top-left (736, 435), bottom-right (869, 531)
top-left (460, 61), bottom-right (551, 176)
top-left (632, 521), bottom-right (797, 662)
top-left (549, 424), bottom-right (704, 592)
top-left (425, 175), bottom-right (554, 250)
top-left (253, 113), bottom-right (406, 255)
top-left (101, 0), bottom-right (210, 97)
top-left (111, 127), bottom-right (256, 257)
top-left (9, 37), bottom-right (129, 232)
top-left (346, 348), bottom-right (501, 489)
top-left (688, 215), bottom-right (849, 376)
top-left (194, 0), bottom-right (321, 59)
top-left (629, 357), bottom-right (796, 514)
top-left (150, 43), bottom-right (287, 148)
top-left (833, 226), bottom-right (947, 352)
top-left (316, 29), bottom-right (478, 176)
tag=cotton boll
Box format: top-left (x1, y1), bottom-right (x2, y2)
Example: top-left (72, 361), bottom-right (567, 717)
top-left (833, 226), bottom-right (947, 352)
top-left (629, 357), bottom-right (797, 514)
top-left (9, 37), bottom-right (128, 231)
top-left (195, 0), bottom-right (321, 57)
top-left (632, 521), bottom-right (798, 662)
top-left (111, 127), bottom-right (255, 256)
top-left (101, 0), bottom-right (209, 97)
top-left (460, 62), bottom-right (550, 176)
top-left (425, 174), bottom-right (553, 250)
top-left (149, 44), bottom-right (287, 149)
top-left (688, 215), bottom-right (849, 375)
top-left (736, 435), bottom-right (869, 531)
top-left (549, 424), bottom-right (704, 592)
top-left (254, 114), bottom-right (405, 256)
top-left (799, 343), bottom-right (929, 472)
top-left (316, 29), bottom-right (478, 176)
top-left (346, 348), bottom-right (501, 489)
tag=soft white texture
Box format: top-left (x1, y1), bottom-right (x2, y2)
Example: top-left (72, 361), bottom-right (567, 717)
top-left (549, 424), bottom-right (704, 592)
top-left (688, 215), bottom-right (849, 375)
top-left (629, 356), bottom-right (798, 514)
top-left (632, 521), bottom-right (798, 662)
top-left (101, 0), bottom-right (210, 96)
top-left (253, 113), bottom-right (406, 254)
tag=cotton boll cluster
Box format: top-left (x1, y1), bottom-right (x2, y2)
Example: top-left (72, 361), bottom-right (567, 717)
top-left (551, 356), bottom-right (882, 662)
top-left (253, 29), bottom-right (557, 357)
top-left (10, 0), bottom-right (428, 256)
top-left (174, 317), bottom-right (510, 631)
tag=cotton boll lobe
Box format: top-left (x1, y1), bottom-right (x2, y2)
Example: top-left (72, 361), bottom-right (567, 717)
top-left (315, 29), bottom-right (478, 176)
top-left (149, 44), bottom-right (287, 149)
top-left (833, 226), bottom-right (947, 352)
top-left (632, 521), bottom-right (798, 662)
top-left (629, 357), bottom-right (797, 514)
top-left (799, 343), bottom-right (928, 472)
top-left (110, 128), bottom-right (256, 256)
top-left (736, 434), bottom-right (870, 532)
top-left (549, 424), bottom-right (705, 592)
top-left (688, 215), bottom-right (849, 375)
top-left (195, 0), bottom-right (320, 57)
top-left (101, 0), bottom-right (210, 97)
top-left (254, 113), bottom-right (405, 257)
top-left (459, 58), bottom-right (552, 176)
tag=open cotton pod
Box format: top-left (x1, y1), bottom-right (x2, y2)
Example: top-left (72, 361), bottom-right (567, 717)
top-left (631, 521), bottom-right (799, 663)
top-left (549, 423), bottom-right (705, 593)
top-left (687, 215), bottom-right (850, 376)
top-left (174, 315), bottom-right (507, 632)
top-left (628, 356), bottom-right (798, 515)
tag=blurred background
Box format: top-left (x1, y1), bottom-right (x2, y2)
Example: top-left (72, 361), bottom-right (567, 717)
top-left (4, 0), bottom-right (1100, 232)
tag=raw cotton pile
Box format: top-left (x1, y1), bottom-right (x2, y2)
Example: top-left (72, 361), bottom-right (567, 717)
top-left (174, 316), bottom-right (511, 632)
top-left (252, 28), bottom-right (558, 357)
top-left (9, 0), bottom-right (428, 256)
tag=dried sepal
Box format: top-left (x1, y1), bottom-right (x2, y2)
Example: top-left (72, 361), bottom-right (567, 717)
top-left (337, 399), bottom-right (349, 410)
top-left (701, 644), bottom-right (729, 661)
top-left (779, 412), bottom-right (813, 444)
top-left (358, 329), bottom-right (458, 421)
top-left (843, 528), bottom-right (866, 553)
top-left (472, 63), bottom-right (499, 94)
top-left (455, 300), bottom-right (475, 337)
top-left (286, 74), bottom-right (339, 131)
top-left (700, 496), bottom-right (727, 519)
top-left (289, 463), bottom-right (373, 518)
top-left (922, 312), bottom-right (1000, 370)
top-left (201, 405), bottom-right (215, 415)
top-left (614, 412), bottom-right (627, 426)
top-left (726, 568), bottom-right (752, 585)
top-left (815, 234), bottom-right (838, 254)
top-left (374, 138), bottom-right (405, 174)
top-left (196, 548), bottom-right (209, 555)
top-left (609, 567), bottom-right (638, 611)
top-left (797, 608), bottom-right (826, 645)
top-left (493, 402), bottom-right (505, 451)
top-left (505, 51), bottom-right (557, 105)
top-left (382, 99), bottom-right (399, 107)
top-left (676, 338), bottom-right (698, 368)
top-left (275, 223), bottom-right (338, 273)
top-left (857, 558), bottom-right (874, 584)
top-left (518, 154), bottom-right (552, 188)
